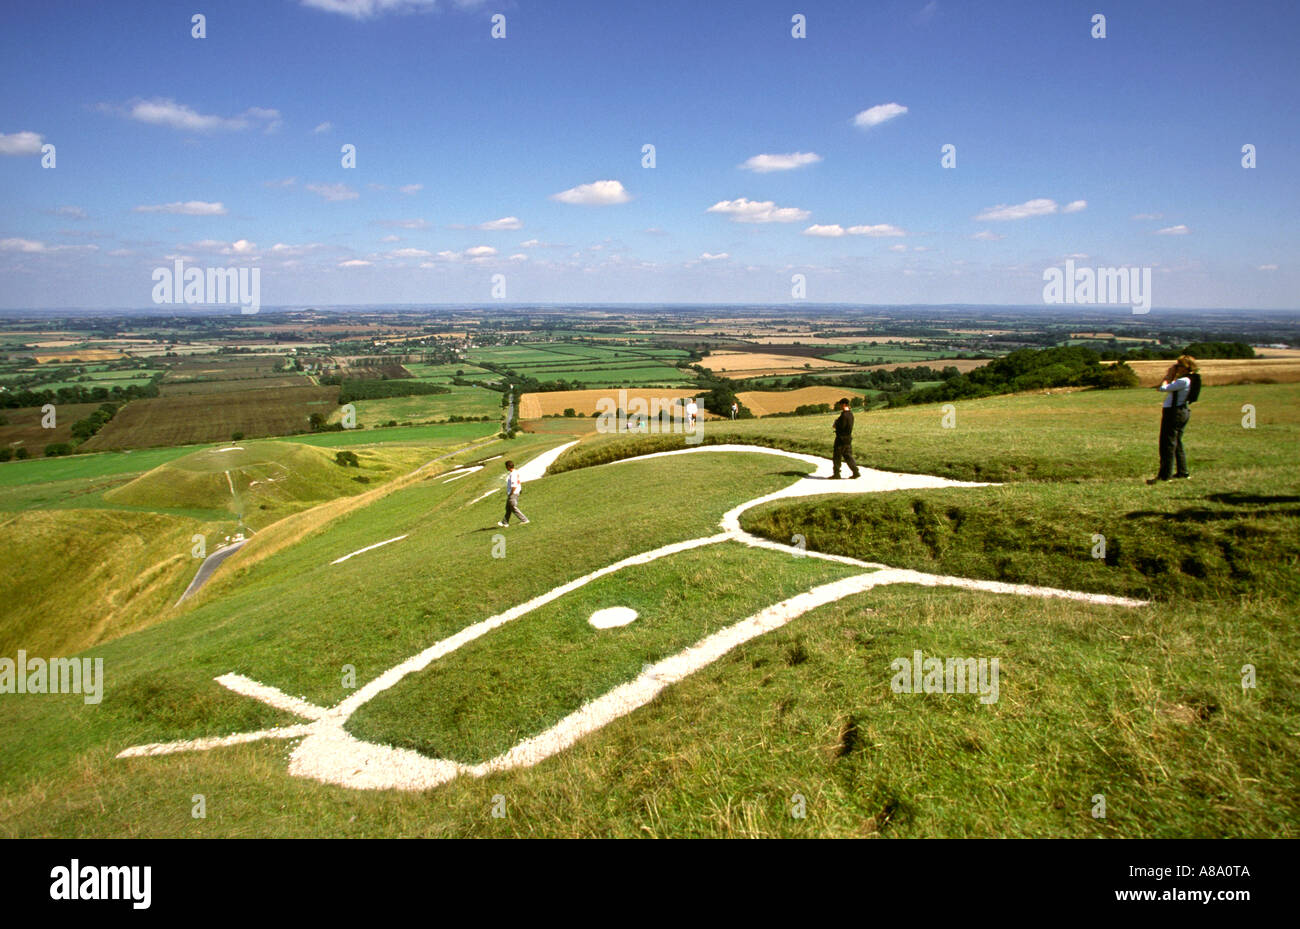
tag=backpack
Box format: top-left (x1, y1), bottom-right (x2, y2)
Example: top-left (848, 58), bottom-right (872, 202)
top-left (1186, 371), bottom-right (1202, 404)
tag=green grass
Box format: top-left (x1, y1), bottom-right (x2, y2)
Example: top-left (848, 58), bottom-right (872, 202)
top-left (103, 440), bottom-right (429, 530)
top-left (742, 473), bottom-right (1300, 603)
top-left (345, 385), bottom-right (501, 424)
top-left (347, 542), bottom-right (862, 763)
top-left (551, 384), bottom-right (1297, 483)
top-left (1, 385), bottom-right (1296, 837)
top-left (824, 347), bottom-right (963, 364)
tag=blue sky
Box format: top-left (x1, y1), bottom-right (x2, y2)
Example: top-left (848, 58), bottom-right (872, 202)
top-left (1, 0), bottom-right (1297, 311)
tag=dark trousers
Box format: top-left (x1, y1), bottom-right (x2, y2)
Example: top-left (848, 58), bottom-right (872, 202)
top-left (1157, 405), bottom-right (1190, 480)
top-left (504, 491), bottom-right (527, 523)
top-left (832, 438), bottom-right (859, 478)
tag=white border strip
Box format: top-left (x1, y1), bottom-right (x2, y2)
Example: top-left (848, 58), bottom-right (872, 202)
top-left (330, 535), bottom-right (408, 565)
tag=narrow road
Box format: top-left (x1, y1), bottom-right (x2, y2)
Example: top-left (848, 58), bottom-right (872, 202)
top-left (177, 540), bottom-right (247, 604)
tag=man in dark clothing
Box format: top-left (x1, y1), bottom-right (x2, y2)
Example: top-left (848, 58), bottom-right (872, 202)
top-left (831, 398), bottom-right (860, 479)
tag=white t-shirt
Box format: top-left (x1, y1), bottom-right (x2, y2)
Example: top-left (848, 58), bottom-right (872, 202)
top-left (686, 400), bottom-right (698, 416)
top-left (505, 470), bottom-right (522, 494)
top-left (1159, 376), bottom-right (1191, 408)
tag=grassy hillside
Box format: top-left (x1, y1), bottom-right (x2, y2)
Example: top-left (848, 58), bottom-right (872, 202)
top-left (0, 386), bottom-right (1296, 837)
top-left (104, 439), bottom-right (428, 529)
top-left (0, 508), bottom-right (210, 655)
top-left (552, 383), bottom-right (1296, 483)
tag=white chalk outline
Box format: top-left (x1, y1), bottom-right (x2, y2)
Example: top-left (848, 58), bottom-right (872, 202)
top-left (330, 535), bottom-right (408, 565)
top-left (119, 444), bottom-right (1147, 791)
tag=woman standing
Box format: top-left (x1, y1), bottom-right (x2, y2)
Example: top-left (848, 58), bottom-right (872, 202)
top-left (1148, 355), bottom-right (1197, 484)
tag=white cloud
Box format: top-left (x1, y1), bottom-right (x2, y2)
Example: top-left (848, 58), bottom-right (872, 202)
top-left (853, 102), bottom-right (908, 129)
top-left (974, 198), bottom-right (1060, 221)
top-left (1156, 224), bottom-right (1190, 235)
top-left (708, 198), bottom-right (810, 224)
top-left (313, 122), bottom-right (334, 134)
top-left (0, 131), bottom-right (43, 155)
top-left (264, 177), bottom-right (297, 188)
top-left (379, 234), bottom-right (400, 243)
top-left (740, 152), bottom-right (822, 173)
top-left (339, 259), bottom-right (372, 267)
top-left (229, 239), bottom-right (257, 254)
top-left (509, 253), bottom-right (528, 262)
top-left (306, 183), bottom-right (359, 201)
top-left (551, 180), bottom-right (631, 205)
top-left (133, 200), bottom-right (228, 215)
top-left (1257, 264), bottom-right (1278, 271)
top-left (1132, 212), bottom-right (1162, 220)
top-left (389, 247), bottom-right (432, 258)
top-left (846, 223), bottom-right (906, 237)
top-left (699, 252), bottom-right (730, 261)
top-left (1062, 200), bottom-right (1087, 213)
top-left (0, 238), bottom-right (49, 252)
top-left (0, 238), bottom-right (95, 254)
top-left (269, 242), bottom-right (328, 257)
top-left (431, 245), bottom-right (499, 262)
top-left (375, 218), bottom-right (429, 229)
top-left (477, 216), bottom-right (523, 230)
top-left (399, 184), bottom-right (424, 195)
top-left (804, 223), bottom-right (905, 238)
top-left (971, 230), bottom-right (1004, 241)
top-left (120, 98), bottom-right (281, 133)
top-left (298, 0), bottom-right (465, 20)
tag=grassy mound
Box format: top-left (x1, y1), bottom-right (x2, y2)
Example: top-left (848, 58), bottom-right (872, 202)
top-left (742, 477), bottom-right (1300, 602)
top-left (103, 439), bottom-right (421, 529)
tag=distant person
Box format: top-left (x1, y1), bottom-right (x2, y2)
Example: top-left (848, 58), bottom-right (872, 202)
top-left (730, 401), bottom-right (738, 420)
top-left (831, 398), bottom-right (860, 480)
top-left (1148, 355), bottom-right (1198, 484)
top-left (686, 398), bottom-right (699, 428)
top-left (497, 460), bottom-right (530, 527)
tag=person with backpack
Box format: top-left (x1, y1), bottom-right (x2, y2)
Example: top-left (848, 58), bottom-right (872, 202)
top-left (1148, 354), bottom-right (1199, 484)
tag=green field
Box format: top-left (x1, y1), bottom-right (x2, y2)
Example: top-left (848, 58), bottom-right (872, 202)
top-left (464, 342), bottom-right (693, 385)
top-left (1, 384), bottom-right (1296, 837)
top-left (344, 384), bottom-right (502, 425)
top-left (824, 347), bottom-right (965, 364)
top-left (401, 362), bottom-right (495, 381)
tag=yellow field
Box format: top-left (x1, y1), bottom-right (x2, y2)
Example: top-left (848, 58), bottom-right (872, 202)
top-left (31, 349), bottom-right (125, 362)
top-left (698, 351), bottom-right (852, 376)
top-left (519, 388), bottom-right (705, 419)
top-left (1123, 357), bottom-right (1300, 387)
top-left (736, 387), bottom-right (859, 416)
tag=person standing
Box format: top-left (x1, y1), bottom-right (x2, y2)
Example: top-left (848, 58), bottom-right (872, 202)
top-left (498, 459), bottom-right (530, 526)
top-left (730, 401), bottom-right (738, 420)
top-left (1147, 355), bottom-right (1197, 484)
top-left (686, 397), bottom-right (699, 428)
top-left (831, 398), bottom-right (860, 479)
